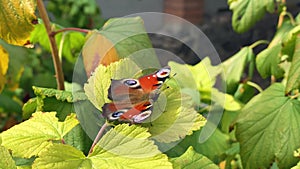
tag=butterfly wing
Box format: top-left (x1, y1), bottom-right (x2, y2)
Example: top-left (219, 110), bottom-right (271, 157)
top-left (102, 101), bottom-right (153, 123)
top-left (102, 67), bottom-right (171, 123)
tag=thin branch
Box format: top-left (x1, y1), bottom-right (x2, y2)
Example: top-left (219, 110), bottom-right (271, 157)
top-left (51, 27), bottom-right (90, 36)
top-left (37, 0), bottom-right (65, 90)
top-left (89, 122), bottom-right (109, 154)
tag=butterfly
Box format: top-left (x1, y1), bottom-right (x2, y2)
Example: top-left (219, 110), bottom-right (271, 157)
top-left (102, 67), bottom-right (171, 123)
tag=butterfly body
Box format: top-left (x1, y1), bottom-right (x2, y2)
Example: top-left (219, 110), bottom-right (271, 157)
top-left (102, 67), bottom-right (171, 123)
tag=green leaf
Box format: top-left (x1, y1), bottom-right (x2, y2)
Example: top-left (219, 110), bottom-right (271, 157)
top-left (269, 20), bottom-right (294, 48)
top-left (0, 89), bottom-right (22, 113)
top-left (286, 35), bottom-right (300, 93)
top-left (236, 83), bottom-right (300, 168)
top-left (100, 17), bottom-right (154, 60)
top-left (33, 86), bottom-right (82, 102)
top-left (82, 17), bottom-right (158, 76)
top-left (166, 127), bottom-right (230, 163)
top-left (143, 87), bottom-right (206, 143)
top-left (170, 146), bottom-right (219, 169)
top-left (188, 57), bottom-right (221, 92)
top-left (256, 20), bottom-right (294, 80)
top-left (168, 58), bottom-right (221, 105)
top-left (13, 157), bottom-right (35, 168)
top-left (30, 22), bottom-right (85, 63)
top-left (0, 112), bottom-right (79, 158)
top-left (0, 39), bottom-right (29, 89)
top-left (31, 87), bottom-right (87, 120)
top-left (73, 99), bottom-right (105, 142)
top-left (229, 0), bottom-right (275, 33)
top-left (34, 124), bottom-right (172, 168)
top-left (223, 47), bottom-right (253, 94)
top-left (211, 88), bottom-right (242, 111)
top-left (89, 124), bottom-right (172, 169)
top-left (32, 143), bottom-right (89, 169)
top-left (84, 58), bottom-right (140, 111)
top-left (63, 125), bottom-right (93, 155)
top-left (85, 59), bottom-right (206, 143)
top-left (282, 25), bottom-right (300, 59)
top-left (22, 97), bottom-right (37, 119)
top-left (256, 43), bottom-right (284, 78)
top-left (233, 83), bottom-right (256, 103)
top-left (0, 137), bottom-right (16, 169)
top-left (0, 0), bottom-right (36, 46)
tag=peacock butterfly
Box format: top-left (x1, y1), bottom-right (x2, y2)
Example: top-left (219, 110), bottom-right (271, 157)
top-left (102, 67), bottom-right (171, 123)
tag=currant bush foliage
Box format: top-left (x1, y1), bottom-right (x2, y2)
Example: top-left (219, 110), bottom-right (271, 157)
top-left (0, 0), bottom-right (299, 168)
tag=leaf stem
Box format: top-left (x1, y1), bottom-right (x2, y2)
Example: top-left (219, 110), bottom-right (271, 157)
top-left (37, 0), bottom-right (65, 90)
top-left (88, 122), bottom-right (109, 154)
top-left (271, 75), bottom-right (276, 84)
top-left (249, 40), bottom-right (269, 49)
top-left (51, 28), bottom-right (90, 36)
top-left (246, 81), bottom-right (263, 93)
top-left (278, 8), bottom-right (296, 27)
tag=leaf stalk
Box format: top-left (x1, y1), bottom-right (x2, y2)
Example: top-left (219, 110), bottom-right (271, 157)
top-left (88, 122), bottom-right (109, 154)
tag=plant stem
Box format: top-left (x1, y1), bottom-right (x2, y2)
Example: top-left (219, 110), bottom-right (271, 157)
top-left (271, 75), bottom-right (276, 84)
top-left (89, 122), bottom-right (109, 154)
top-left (37, 0), bottom-right (65, 90)
top-left (249, 40), bottom-right (269, 49)
top-left (246, 81), bottom-right (263, 93)
top-left (51, 28), bottom-right (90, 36)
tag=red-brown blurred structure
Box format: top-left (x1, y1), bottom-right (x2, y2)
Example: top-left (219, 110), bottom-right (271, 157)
top-left (164, 0), bottom-right (204, 24)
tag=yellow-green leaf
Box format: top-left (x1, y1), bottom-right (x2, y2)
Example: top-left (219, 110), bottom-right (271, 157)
top-left (0, 137), bottom-right (16, 169)
top-left (0, 112), bottom-right (79, 158)
top-left (84, 59), bottom-right (206, 143)
top-left (84, 58), bottom-right (140, 111)
top-left (0, 45), bottom-right (9, 93)
top-left (33, 124), bottom-right (172, 169)
top-left (89, 124), bottom-right (172, 169)
top-left (32, 143), bottom-right (89, 169)
top-left (170, 146), bottom-right (219, 169)
top-left (0, 0), bottom-right (37, 46)
top-left (144, 87), bottom-right (206, 143)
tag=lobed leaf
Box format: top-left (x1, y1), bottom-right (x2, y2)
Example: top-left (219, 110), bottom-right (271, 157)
top-left (85, 58), bottom-right (206, 143)
top-left (236, 83), bottom-right (300, 168)
top-left (84, 58), bottom-right (140, 111)
top-left (89, 124), bottom-right (172, 169)
top-left (0, 112), bottom-right (79, 158)
top-left (256, 44), bottom-right (284, 79)
top-left (29, 87), bottom-right (88, 120)
top-left (170, 146), bottom-right (219, 169)
top-left (33, 86), bottom-right (87, 103)
top-left (0, 0), bottom-right (37, 46)
top-left (285, 35), bottom-right (300, 93)
top-left (144, 87), bottom-right (206, 143)
top-left (228, 0), bottom-right (275, 33)
top-left (33, 124), bottom-right (172, 168)
top-left (32, 143), bottom-right (89, 169)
